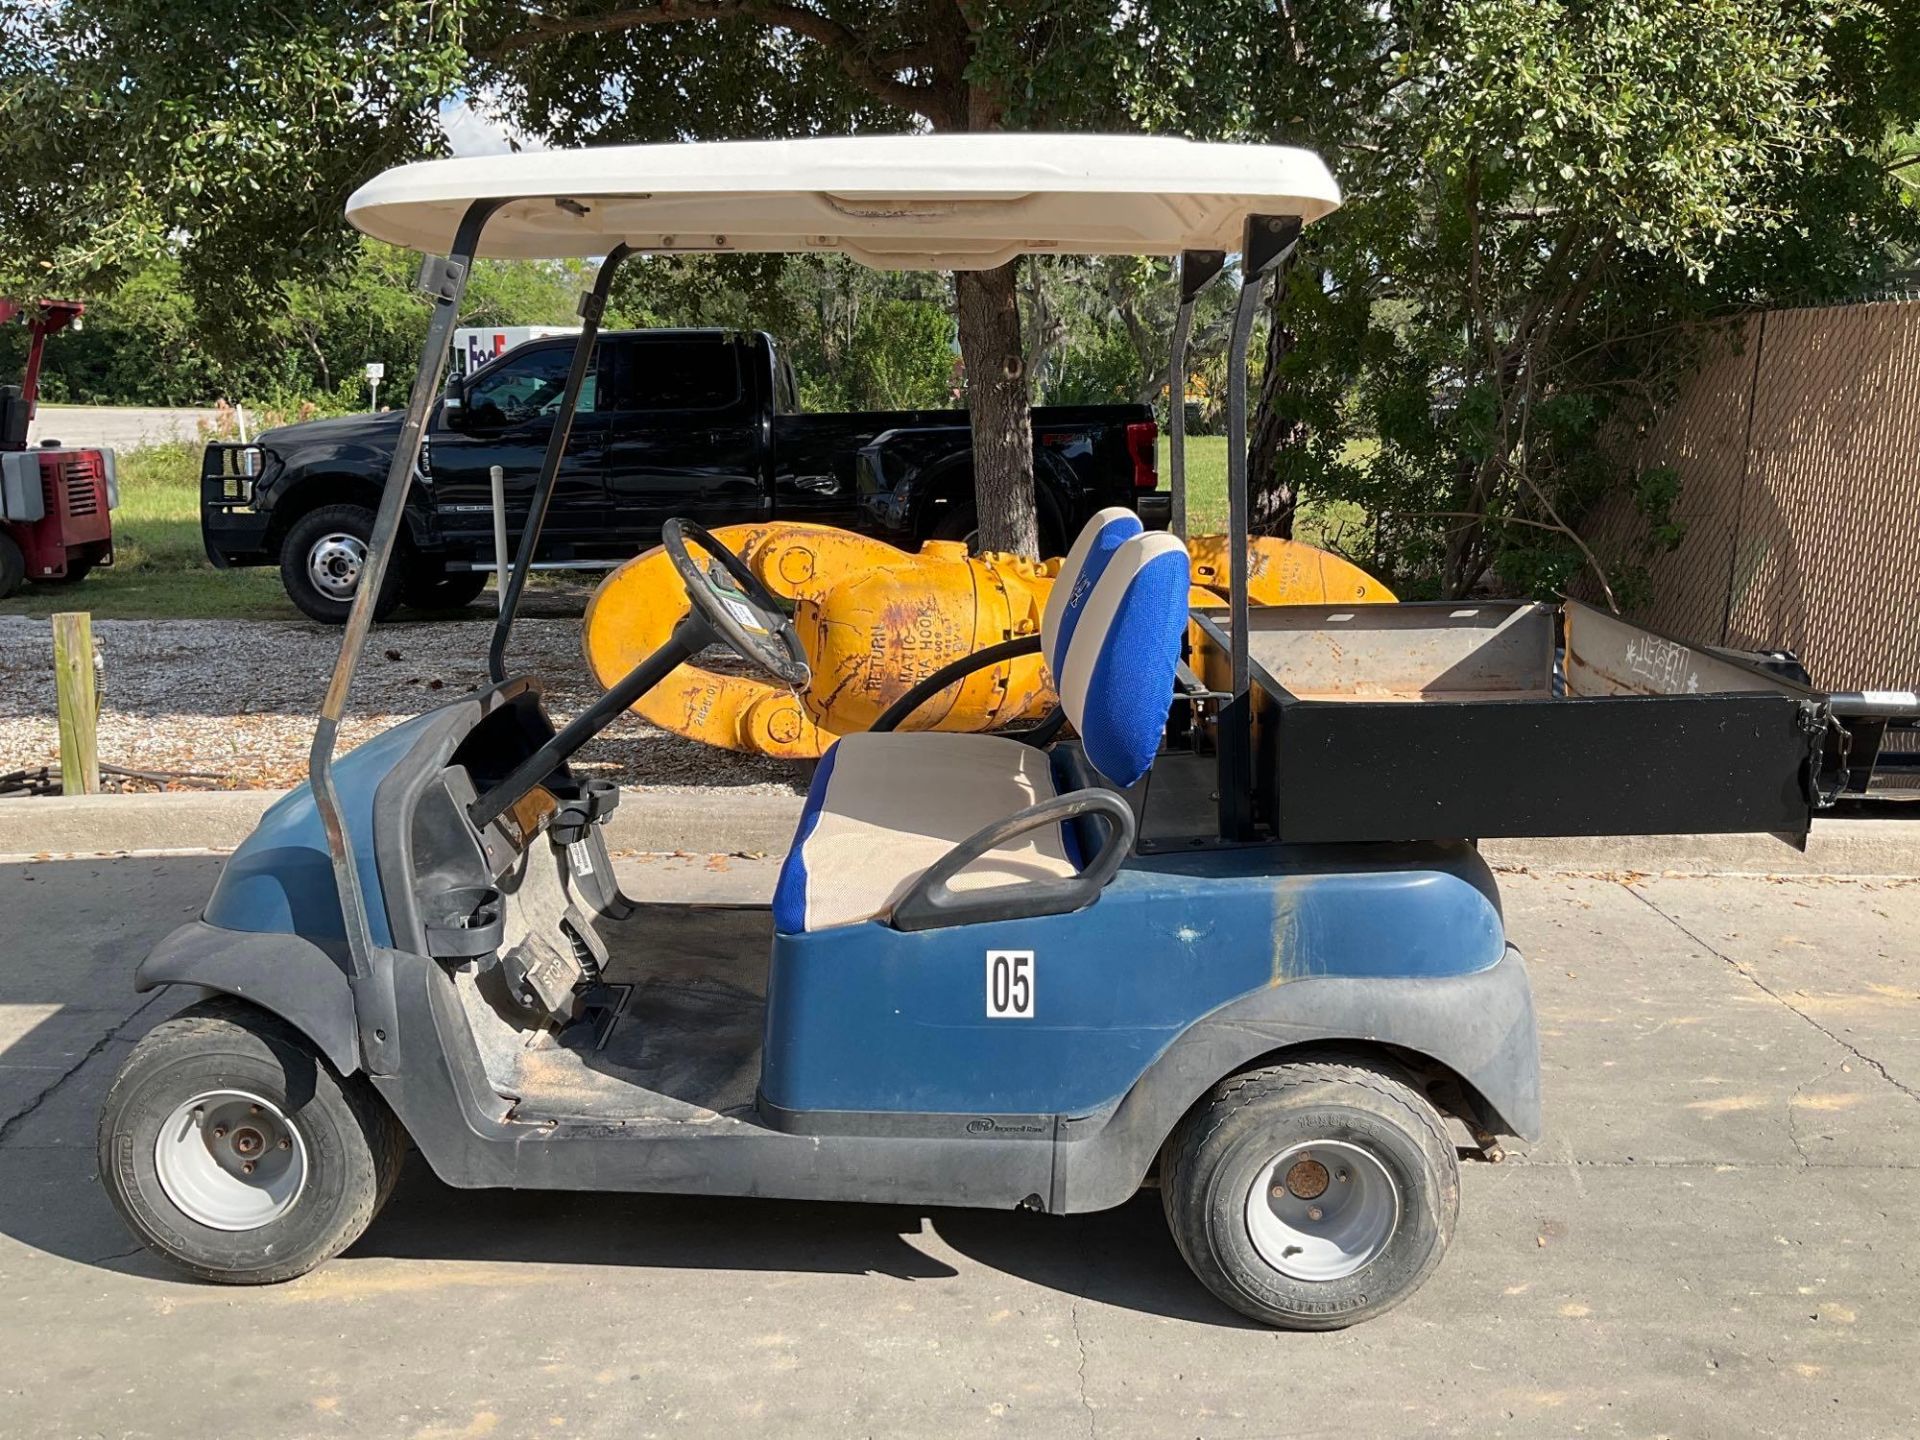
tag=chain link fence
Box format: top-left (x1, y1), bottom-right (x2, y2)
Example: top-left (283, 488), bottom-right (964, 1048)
top-left (1582, 297), bottom-right (1920, 706)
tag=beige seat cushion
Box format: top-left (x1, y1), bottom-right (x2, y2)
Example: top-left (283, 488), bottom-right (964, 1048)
top-left (774, 731), bottom-right (1077, 933)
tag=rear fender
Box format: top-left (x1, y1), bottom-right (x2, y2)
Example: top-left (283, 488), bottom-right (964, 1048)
top-left (1052, 944), bottom-right (1539, 1213)
top-left (135, 921), bottom-right (360, 1075)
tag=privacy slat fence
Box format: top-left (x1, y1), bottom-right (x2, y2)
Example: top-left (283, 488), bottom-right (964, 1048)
top-left (1582, 297), bottom-right (1920, 694)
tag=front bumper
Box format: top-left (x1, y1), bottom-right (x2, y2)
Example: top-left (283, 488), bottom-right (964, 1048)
top-left (200, 443), bottom-right (273, 567)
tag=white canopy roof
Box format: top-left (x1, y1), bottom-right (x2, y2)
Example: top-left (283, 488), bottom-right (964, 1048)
top-left (346, 134), bottom-right (1340, 269)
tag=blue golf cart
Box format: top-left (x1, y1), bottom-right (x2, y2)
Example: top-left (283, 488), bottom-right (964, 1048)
top-left (98, 136), bottom-right (1835, 1329)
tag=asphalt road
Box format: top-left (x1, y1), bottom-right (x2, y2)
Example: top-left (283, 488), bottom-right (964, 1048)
top-left (2, 853), bottom-right (1916, 1438)
top-left (26, 404), bottom-right (222, 451)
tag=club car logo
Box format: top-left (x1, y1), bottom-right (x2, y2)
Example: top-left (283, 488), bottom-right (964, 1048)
top-left (966, 1118), bottom-right (1046, 1136)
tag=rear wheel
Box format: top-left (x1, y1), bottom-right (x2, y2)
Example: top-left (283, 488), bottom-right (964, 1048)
top-left (927, 500), bottom-right (1063, 558)
top-left (1161, 1054), bottom-right (1459, 1330)
top-left (402, 564), bottom-right (489, 612)
top-left (279, 503), bottom-right (404, 624)
top-left (97, 998), bottom-right (405, 1284)
top-left (0, 531), bottom-right (23, 599)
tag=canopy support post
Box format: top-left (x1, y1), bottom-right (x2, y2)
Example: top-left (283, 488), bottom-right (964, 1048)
top-left (1167, 250), bottom-right (1225, 542)
top-left (1223, 216), bottom-right (1302, 698)
top-left (308, 197), bottom-right (500, 1075)
top-left (1217, 215), bottom-right (1301, 840)
top-left (489, 243), bottom-right (633, 684)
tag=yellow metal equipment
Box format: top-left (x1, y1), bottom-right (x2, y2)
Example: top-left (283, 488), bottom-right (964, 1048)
top-left (584, 522), bottom-right (1393, 759)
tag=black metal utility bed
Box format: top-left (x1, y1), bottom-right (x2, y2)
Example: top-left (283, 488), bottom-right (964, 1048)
top-left (1195, 599), bottom-right (1834, 846)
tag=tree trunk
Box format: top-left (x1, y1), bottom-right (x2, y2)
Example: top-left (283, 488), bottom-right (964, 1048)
top-left (1246, 296), bottom-right (1299, 539)
top-left (955, 259), bottom-right (1040, 556)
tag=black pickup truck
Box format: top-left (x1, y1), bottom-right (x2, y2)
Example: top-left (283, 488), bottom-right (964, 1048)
top-left (203, 328), bottom-right (1164, 622)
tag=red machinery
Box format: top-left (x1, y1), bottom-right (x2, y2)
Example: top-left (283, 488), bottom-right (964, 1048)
top-left (0, 299), bottom-right (116, 597)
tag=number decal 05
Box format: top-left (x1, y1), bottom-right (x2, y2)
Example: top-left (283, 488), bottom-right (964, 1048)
top-left (986, 950), bottom-right (1035, 1019)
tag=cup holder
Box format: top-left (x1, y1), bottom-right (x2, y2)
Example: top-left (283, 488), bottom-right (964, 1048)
top-left (422, 885), bottom-right (506, 959)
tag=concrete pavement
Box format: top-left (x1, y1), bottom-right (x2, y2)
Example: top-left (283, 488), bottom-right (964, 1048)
top-left (1, 854), bottom-right (1916, 1437)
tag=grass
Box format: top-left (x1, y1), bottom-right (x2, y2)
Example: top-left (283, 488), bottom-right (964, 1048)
top-left (0, 433), bottom-right (1377, 622)
top-left (1162, 434), bottom-right (1373, 557)
top-left (0, 441), bottom-right (296, 621)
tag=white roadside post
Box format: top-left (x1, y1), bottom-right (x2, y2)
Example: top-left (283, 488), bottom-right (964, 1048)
top-left (490, 464), bottom-right (510, 613)
top-left (364, 360), bottom-right (385, 412)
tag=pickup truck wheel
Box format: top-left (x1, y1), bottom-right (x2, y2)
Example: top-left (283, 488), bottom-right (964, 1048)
top-left (280, 504), bottom-right (404, 625)
top-left (402, 565), bottom-right (488, 612)
top-left (0, 532), bottom-right (24, 599)
top-left (928, 503), bottom-right (1063, 558)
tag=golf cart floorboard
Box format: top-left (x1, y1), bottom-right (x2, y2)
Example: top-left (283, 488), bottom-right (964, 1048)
top-left (469, 902), bottom-right (772, 1126)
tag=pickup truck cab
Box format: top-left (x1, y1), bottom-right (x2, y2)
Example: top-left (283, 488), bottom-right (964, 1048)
top-left (204, 328), bottom-right (1163, 622)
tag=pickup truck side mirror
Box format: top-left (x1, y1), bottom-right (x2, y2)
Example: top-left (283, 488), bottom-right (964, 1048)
top-left (440, 372), bottom-right (466, 429)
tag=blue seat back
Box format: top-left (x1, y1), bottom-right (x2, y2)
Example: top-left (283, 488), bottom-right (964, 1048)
top-left (1040, 509), bottom-right (1190, 785)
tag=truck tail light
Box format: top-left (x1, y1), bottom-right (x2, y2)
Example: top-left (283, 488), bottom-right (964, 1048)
top-left (1125, 420), bottom-right (1159, 490)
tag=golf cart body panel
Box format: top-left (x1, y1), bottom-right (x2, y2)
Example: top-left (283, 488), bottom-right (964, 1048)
top-left (759, 845), bottom-right (1506, 1117)
top-left (199, 717), bottom-right (429, 949)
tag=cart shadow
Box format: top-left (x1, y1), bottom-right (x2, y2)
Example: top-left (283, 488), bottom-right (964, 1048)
top-left (348, 1156), bottom-right (1251, 1327)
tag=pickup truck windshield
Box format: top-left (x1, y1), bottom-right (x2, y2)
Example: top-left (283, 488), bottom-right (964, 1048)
top-left (468, 346), bottom-right (598, 424)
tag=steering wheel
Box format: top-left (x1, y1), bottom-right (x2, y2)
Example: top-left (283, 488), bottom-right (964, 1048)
top-left (661, 518), bottom-right (811, 687)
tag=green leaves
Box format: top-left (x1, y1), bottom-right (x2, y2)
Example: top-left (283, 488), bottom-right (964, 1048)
top-left (1251, 0), bottom-right (1919, 599)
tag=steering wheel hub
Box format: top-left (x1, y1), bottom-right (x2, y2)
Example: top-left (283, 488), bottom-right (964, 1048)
top-left (661, 518), bottom-right (812, 689)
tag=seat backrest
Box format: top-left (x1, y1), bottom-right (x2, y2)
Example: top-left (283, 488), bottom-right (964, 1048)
top-left (1040, 507), bottom-right (1190, 786)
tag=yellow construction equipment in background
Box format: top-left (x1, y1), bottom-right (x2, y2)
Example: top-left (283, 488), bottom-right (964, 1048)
top-left (584, 522), bottom-right (1393, 759)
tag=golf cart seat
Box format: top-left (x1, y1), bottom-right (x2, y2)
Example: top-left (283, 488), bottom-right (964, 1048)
top-left (773, 509), bottom-right (1189, 933)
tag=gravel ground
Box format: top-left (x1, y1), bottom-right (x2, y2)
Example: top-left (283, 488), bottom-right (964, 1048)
top-left (0, 613), bottom-right (809, 795)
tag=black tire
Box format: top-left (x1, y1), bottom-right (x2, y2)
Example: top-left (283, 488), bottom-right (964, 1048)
top-left (402, 564), bottom-right (489, 612)
top-left (97, 997), bottom-right (406, 1285)
top-left (927, 501), bottom-right (980, 549)
top-left (0, 531), bottom-right (23, 599)
top-left (1161, 1054), bottom-right (1460, 1330)
top-left (278, 503), bottom-right (404, 625)
top-left (926, 501), bottom-right (1063, 558)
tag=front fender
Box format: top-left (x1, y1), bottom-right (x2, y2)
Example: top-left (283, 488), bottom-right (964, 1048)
top-left (136, 921), bottom-right (360, 1075)
top-left (1052, 943), bottom-right (1540, 1213)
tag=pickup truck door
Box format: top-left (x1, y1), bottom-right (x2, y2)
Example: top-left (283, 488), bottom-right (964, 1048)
top-left (426, 341), bottom-right (610, 554)
top-left (600, 334), bottom-right (768, 537)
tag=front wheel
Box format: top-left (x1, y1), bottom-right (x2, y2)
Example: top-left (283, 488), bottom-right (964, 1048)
top-left (279, 503), bottom-right (405, 624)
top-left (97, 998), bottom-right (406, 1284)
top-left (1161, 1054), bottom-right (1460, 1330)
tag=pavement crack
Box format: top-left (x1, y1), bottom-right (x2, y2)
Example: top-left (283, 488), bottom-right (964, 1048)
top-left (0, 991), bottom-right (167, 1151)
top-left (1068, 1219), bottom-right (1096, 1440)
top-left (1069, 1296), bottom-right (1095, 1439)
top-left (1623, 885), bottom-right (1920, 1107)
top-left (86, 1243), bottom-right (146, 1266)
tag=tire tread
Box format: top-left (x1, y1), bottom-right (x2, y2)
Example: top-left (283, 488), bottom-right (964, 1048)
top-left (1161, 1052), bottom-right (1458, 1330)
top-left (98, 997), bottom-right (404, 1285)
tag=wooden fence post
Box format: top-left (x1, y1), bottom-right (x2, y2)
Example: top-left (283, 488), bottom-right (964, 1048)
top-left (52, 611), bottom-right (100, 796)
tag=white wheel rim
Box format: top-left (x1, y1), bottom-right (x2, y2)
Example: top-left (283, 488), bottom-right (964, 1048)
top-left (308, 532), bottom-right (366, 598)
top-left (153, 1089), bottom-right (309, 1231)
top-left (1245, 1139), bottom-right (1399, 1282)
